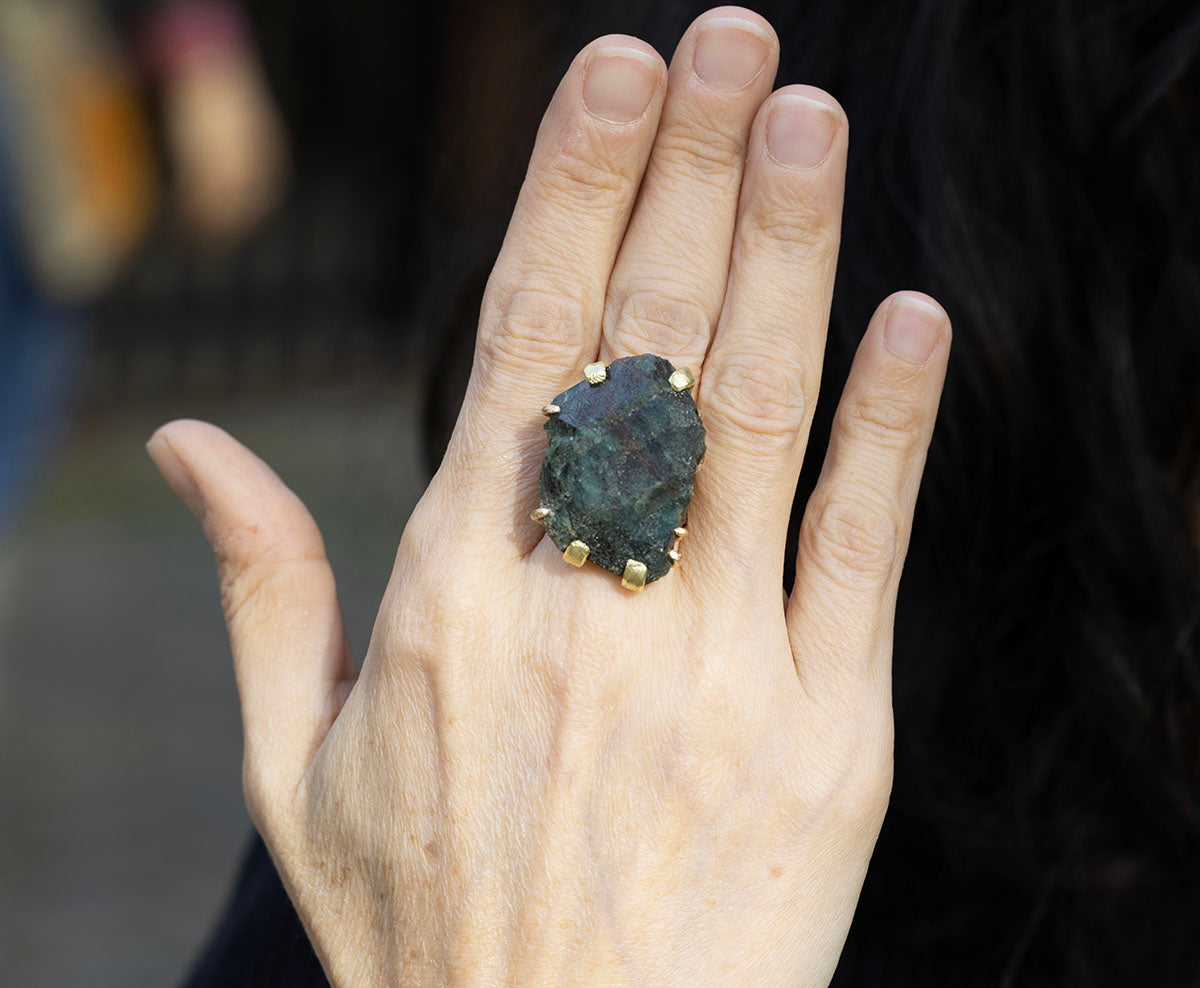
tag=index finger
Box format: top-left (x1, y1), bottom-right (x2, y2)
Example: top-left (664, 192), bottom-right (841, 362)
top-left (439, 36), bottom-right (667, 553)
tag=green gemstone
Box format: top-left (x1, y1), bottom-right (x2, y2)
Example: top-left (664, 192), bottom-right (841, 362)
top-left (537, 354), bottom-right (706, 584)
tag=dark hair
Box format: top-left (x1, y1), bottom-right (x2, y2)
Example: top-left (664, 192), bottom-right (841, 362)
top-left (417, 2), bottom-right (1200, 983)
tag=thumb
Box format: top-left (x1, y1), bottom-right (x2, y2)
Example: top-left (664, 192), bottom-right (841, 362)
top-left (147, 419), bottom-right (355, 821)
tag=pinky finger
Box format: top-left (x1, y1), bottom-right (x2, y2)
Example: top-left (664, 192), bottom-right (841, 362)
top-left (785, 292), bottom-right (950, 696)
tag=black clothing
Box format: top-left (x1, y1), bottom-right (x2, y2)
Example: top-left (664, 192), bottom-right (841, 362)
top-left (182, 834), bottom-right (328, 988)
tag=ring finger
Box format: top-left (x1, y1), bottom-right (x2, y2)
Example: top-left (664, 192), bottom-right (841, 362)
top-left (686, 84), bottom-right (848, 588)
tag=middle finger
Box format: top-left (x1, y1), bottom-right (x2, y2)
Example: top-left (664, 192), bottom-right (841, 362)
top-left (599, 7), bottom-right (779, 378)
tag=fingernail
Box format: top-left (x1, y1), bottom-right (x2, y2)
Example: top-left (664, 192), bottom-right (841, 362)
top-left (146, 432), bottom-right (206, 519)
top-left (583, 47), bottom-right (660, 123)
top-left (693, 17), bottom-right (771, 91)
top-left (765, 95), bottom-right (839, 168)
top-left (884, 295), bottom-right (945, 364)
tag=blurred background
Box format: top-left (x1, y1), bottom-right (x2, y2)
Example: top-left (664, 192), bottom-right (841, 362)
top-left (5, 1), bottom-right (1197, 986)
top-left (0, 0), bottom-right (583, 983)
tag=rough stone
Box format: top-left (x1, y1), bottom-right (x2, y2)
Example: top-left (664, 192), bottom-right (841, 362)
top-left (537, 353), bottom-right (706, 584)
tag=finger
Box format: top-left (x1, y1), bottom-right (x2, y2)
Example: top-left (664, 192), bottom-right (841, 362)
top-left (685, 85), bottom-right (847, 583)
top-left (146, 419), bottom-right (354, 822)
top-left (786, 293), bottom-right (951, 693)
top-left (599, 8), bottom-right (778, 377)
top-left (443, 36), bottom-right (667, 539)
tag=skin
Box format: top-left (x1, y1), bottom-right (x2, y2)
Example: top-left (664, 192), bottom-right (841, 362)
top-left (147, 8), bottom-right (951, 986)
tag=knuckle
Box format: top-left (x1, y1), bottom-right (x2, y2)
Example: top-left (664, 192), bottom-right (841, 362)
top-left (477, 285), bottom-right (591, 374)
top-left (385, 545), bottom-right (497, 662)
top-left (799, 710), bottom-right (894, 834)
top-left (741, 186), bottom-right (840, 255)
top-left (840, 391), bottom-right (925, 452)
top-left (391, 494), bottom-right (442, 574)
top-left (652, 118), bottom-right (746, 182)
top-left (830, 754), bottom-right (894, 833)
top-left (537, 129), bottom-right (636, 207)
top-left (703, 354), bottom-right (808, 447)
top-left (219, 558), bottom-right (272, 630)
top-left (220, 552), bottom-right (329, 634)
top-left (801, 494), bottom-right (899, 586)
top-left (241, 754), bottom-right (288, 835)
top-left (838, 726), bottom-right (895, 827)
top-left (609, 290), bottom-right (711, 358)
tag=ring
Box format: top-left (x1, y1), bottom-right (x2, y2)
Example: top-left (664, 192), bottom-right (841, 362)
top-left (530, 353), bottom-right (706, 592)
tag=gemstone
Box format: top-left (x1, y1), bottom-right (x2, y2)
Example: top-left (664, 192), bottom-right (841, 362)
top-left (537, 353), bottom-right (706, 585)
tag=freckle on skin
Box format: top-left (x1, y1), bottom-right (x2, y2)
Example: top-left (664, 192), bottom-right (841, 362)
top-left (770, 865), bottom-right (783, 878)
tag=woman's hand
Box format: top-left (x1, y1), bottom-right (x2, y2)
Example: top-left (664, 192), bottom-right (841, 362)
top-left (148, 7), bottom-right (950, 985)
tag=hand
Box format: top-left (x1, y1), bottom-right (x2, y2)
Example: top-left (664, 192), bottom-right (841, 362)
top-left (148, 7), bottom-right (950, 985)
top-left (161, 42), bottom-right (287, 241)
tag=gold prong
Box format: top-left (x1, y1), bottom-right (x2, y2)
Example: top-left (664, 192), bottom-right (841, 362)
top-left (583, 361), bottom-right (607, 385)
top-left (563, 540), bottom-right (590, 567)
top-left (667, 525), bottom-right (687, 566)
top-left (621, 559), bottom-right (648, 591)
top-left (530, 506), bottom-right (553, 523)
top-left (541, 404), bottom-right (561, 416)
top-left (668, 367), bottom-right (695, 392)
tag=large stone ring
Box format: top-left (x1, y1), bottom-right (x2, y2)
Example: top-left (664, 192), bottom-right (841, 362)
top-left (529, 353), bottom-right (706, 592)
